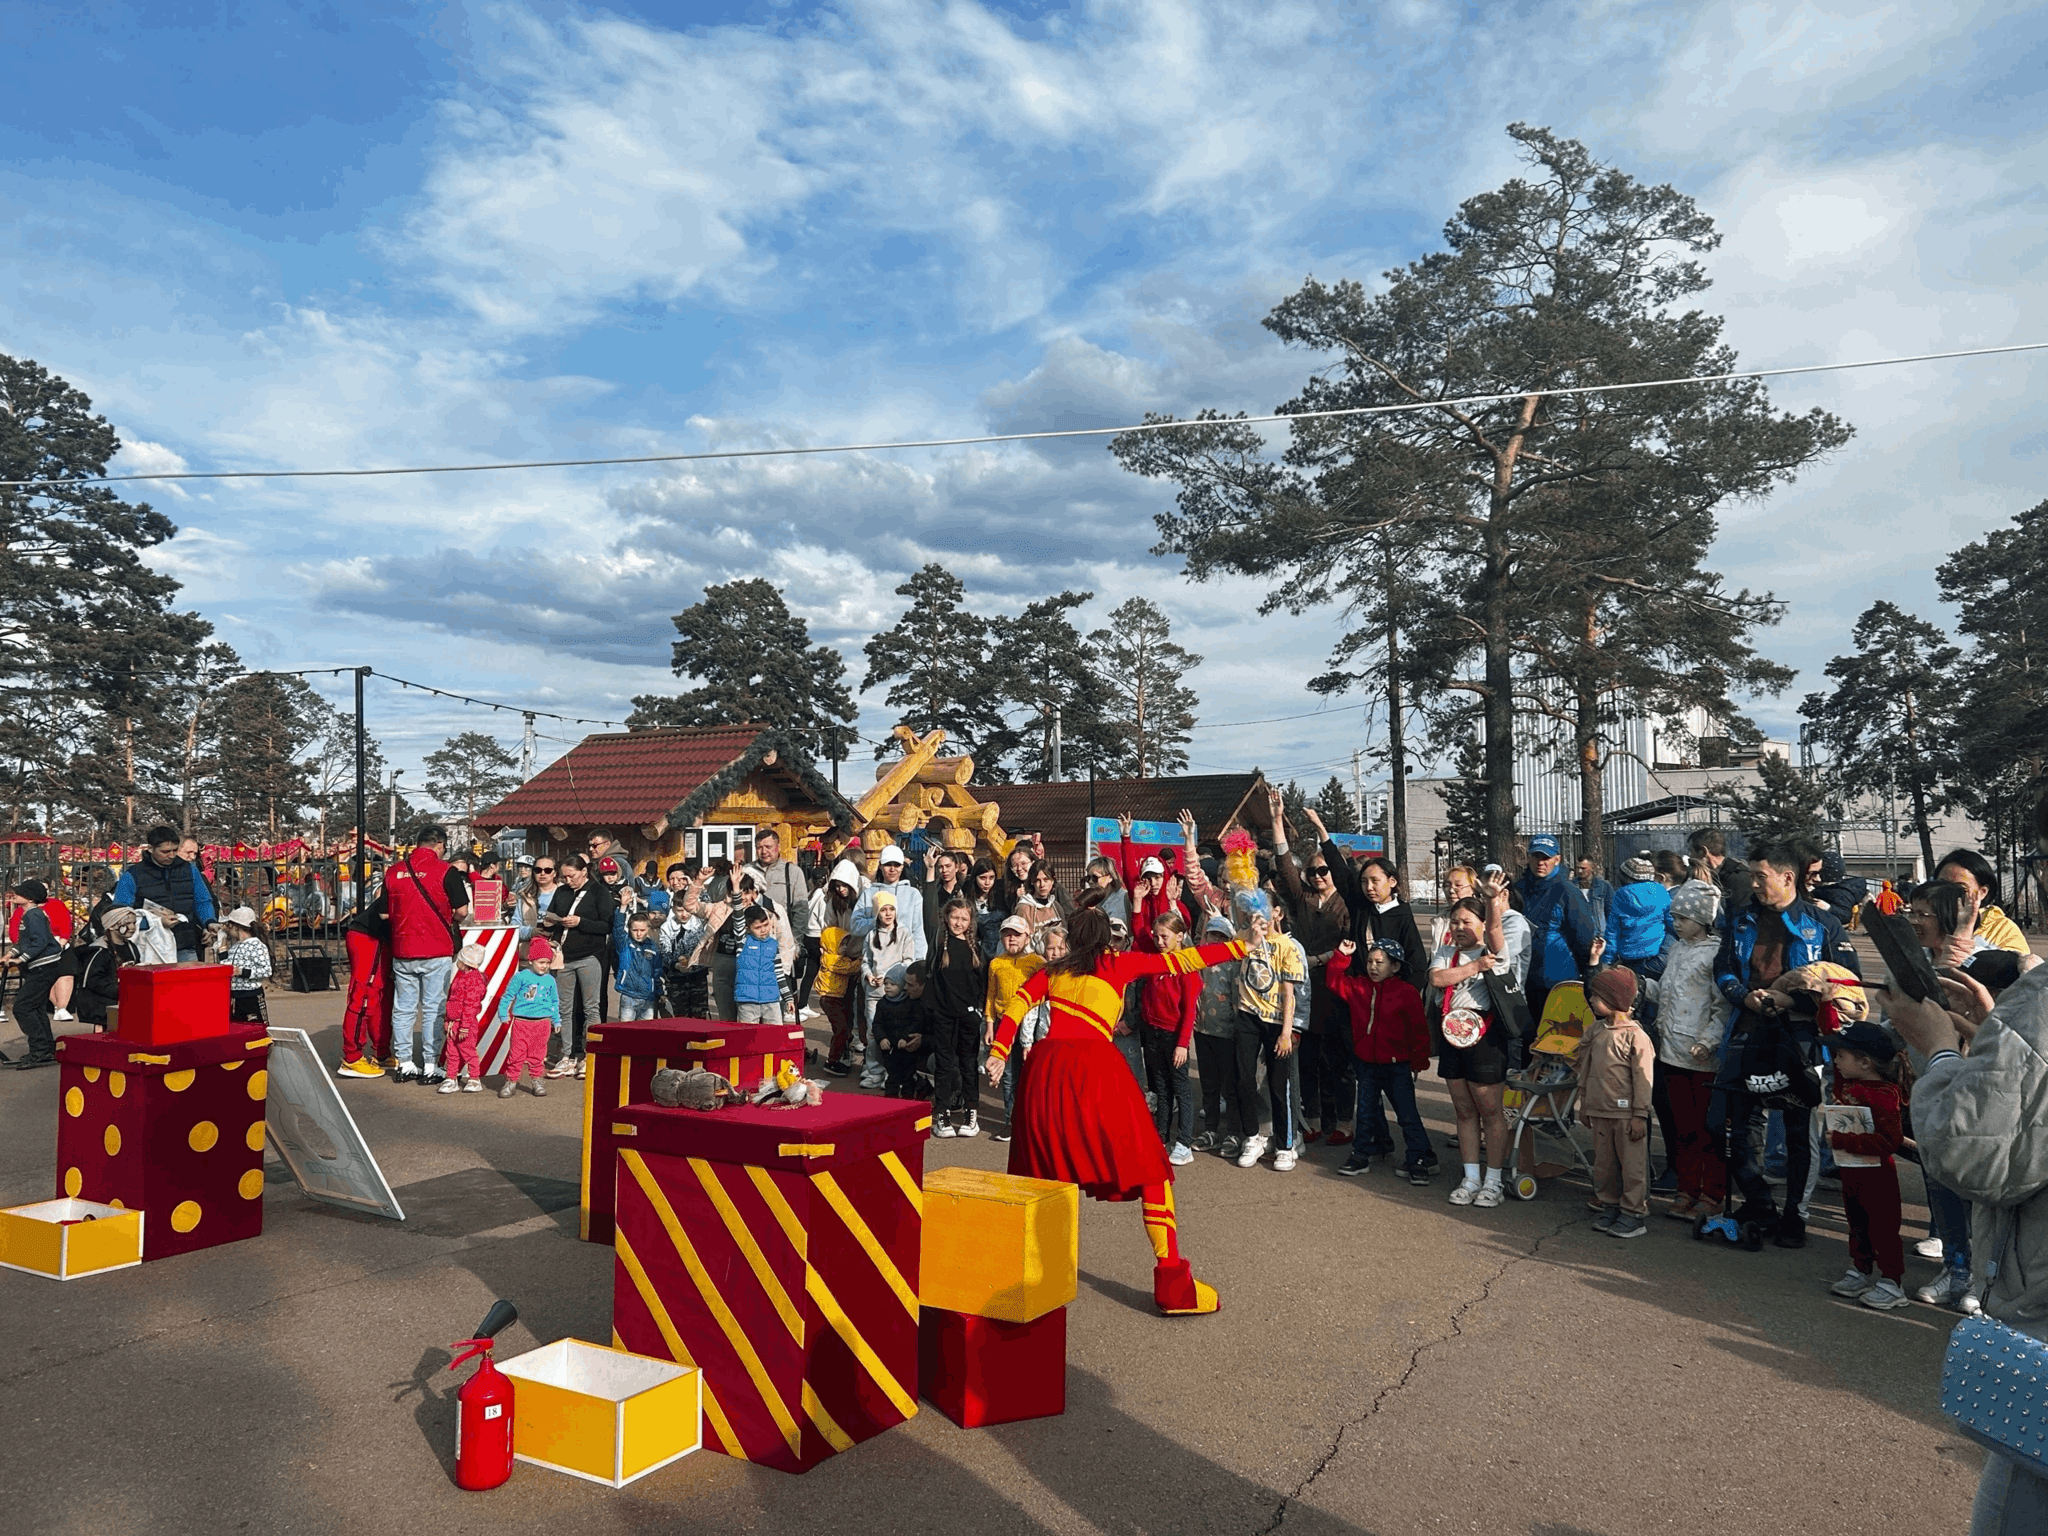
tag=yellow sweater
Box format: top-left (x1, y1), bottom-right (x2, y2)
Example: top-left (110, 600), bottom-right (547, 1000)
top-left (986, 952), bottom-right (1045, 1024)
top-left (1979, 905), bottom-right (2031, 956)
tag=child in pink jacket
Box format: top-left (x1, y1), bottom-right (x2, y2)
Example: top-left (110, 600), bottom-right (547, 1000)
top-left (440, 943), bottom-right (489, 1094)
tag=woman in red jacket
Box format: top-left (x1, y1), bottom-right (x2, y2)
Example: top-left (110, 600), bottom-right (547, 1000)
top-left (1327, 938), bottom-right (1435, 1183)
top-left (987, 905), bottom-right (1244, 1316)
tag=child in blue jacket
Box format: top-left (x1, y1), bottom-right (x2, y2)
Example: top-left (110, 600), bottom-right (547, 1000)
top-left (612, 907), bottom-right (667, 1021)
top-left (496, 937), bottom-right (561, 1098)
top-left (733, 905), bottom-right (784, 1024)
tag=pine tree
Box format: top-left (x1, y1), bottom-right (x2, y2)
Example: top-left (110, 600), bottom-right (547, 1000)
top-left (1441, 732), bottom-right (1495, 865)
top-left (424, 732), bottom-right (523, 828)
top-left (1798, 601), bottom-right (1963, 871)
top-left (1310, 775), bottom-right (1358, 832)
top-left (1088, 597), bottom-right (1200, 778)
top-left (1710, 753), bottom-right (1831, 848)
top-left (631, 578), bottom-right (858, 767)
top-left (862, 564), bottom-right (1003, 767)
top-left (983, 591), bottom-right (1121, 781)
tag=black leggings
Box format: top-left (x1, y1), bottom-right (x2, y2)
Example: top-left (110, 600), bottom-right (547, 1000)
top-left (930, 1011), bottom-right (981, 1116)
top-left (1194, 1033), bottom-right (1235, 1134)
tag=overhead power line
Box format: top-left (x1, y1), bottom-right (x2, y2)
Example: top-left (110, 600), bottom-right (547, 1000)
top-left (246, 666), bottom-right (626, 728)
top-left (6, 341), bottom-right (2043, 488)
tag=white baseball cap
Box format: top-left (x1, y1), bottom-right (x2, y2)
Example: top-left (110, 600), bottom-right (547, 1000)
top-left (877, 844), bottom-right (907, 868)
top-left (1139, 856), bottom-right (1166, 876)
top-left (225, 906), bottom-right (260, 927)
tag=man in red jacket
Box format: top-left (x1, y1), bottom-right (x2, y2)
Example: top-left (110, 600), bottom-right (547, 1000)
top-left (384, 826), bottom-right (472, 1084)
top-left (1327, 938), bottom-right (1436, 1184)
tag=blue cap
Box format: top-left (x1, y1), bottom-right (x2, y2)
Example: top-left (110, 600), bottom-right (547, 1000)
top-left (1529, 835), bottom-right (1561, 859)
top-left (1366, 937), bottom-right (1406, 967)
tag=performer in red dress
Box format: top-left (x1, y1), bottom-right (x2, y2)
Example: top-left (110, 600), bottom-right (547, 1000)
top-left (986, 906), bottom-right (1246, 1316)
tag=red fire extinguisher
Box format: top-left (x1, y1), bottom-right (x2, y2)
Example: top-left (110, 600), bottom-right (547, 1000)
top-left (449, 1300), bottom-right (519, 1490)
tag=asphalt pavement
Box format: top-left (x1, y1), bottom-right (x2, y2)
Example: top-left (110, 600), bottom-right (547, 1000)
top-left (0, 990), bottom-right (1981, 1536)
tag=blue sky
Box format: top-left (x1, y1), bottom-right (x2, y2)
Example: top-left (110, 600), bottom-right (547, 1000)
top-left (4, 0), bottom-right (2045, 803)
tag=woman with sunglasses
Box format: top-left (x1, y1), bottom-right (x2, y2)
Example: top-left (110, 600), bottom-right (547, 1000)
top-left (517, 857), bottom-right (561, 943)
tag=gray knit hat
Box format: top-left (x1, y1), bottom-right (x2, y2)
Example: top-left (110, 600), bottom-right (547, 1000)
top-left (1670, 879), bottom-right (1721, 929)
top-left (1622, 853), bottom-right (1655, 882)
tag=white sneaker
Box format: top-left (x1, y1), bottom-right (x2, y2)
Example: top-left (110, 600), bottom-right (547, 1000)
top-left (1272, 1146), bottom-right (1298, 1172)
top-left (1860, 1277), bottom-right (1911, 1310)
top-left (860, 1066), bottom-right (886, 1089)
top-left (1914, 1267), bottom-right (1970, 1307)
top-left (394, 1063), bottom-right (421, 1082)
top-left (422, 1068), bottom-right (447, 1087)
top-left (1235, 1133), bottom-right (1268, 1168)
top-left (1474, 1182), bottom-right (1504, 1209)
top-left (933, 1119), bottom-right (957, 1139)
top-left (1914, 1235), bottom-right (1946, 1261)
top-left (1831, 1267), bottom-right (1877, 1298)
top-left (436, 1077), bottom-right (460, 1095)
top-left (958, 1111), bottom-right (980, 1138)
top-left (461, 1077), bottom-right (483, 1093)
top-left (1448, 1178), bottom-right (1480, 1205)
top-left (53, 1009), bottom-right (74, 1022)
top-left (1168, 1143), bottom-right (1194, 1166)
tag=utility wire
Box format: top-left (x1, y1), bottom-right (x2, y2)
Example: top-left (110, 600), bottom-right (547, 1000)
top-left (245, 666), bottom-right (626, 727)
top-left (9, 341), bottom-right (2043, 487)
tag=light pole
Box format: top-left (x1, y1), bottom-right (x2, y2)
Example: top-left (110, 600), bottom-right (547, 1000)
top-left (389, 770), bottom-right (404, 838)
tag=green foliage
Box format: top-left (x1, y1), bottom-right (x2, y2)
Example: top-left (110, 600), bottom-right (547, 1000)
top-left (1311, 775), bottom-right (1358, 833)
top-left (1710, 754), bottom-right (1831, 849)
top-left (861, 564), bottom-right (1005, 768)
top-left (1112, 124), bottom-right (1848, 861)
top-left (423, 732), bottom-right (523, 826)
top-left (1441, 732), bottom-right (1495, 865)
top-left (1798, 600), bottom-right (1962, 870)
top-left (631, 578), bottom-right (858, 765)
top-left (984, 591), bottom-right (1122, 782)
top-left (1087, 596), bottom-right (1201, 778)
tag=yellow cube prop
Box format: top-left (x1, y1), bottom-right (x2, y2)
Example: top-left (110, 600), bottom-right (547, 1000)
top-left (497, 1339), bottom-right (701, 1488)
top-left (0, 1198), bottom-right (144, 1280)
top-left (920, 1167), bottom-right (1078, 1323)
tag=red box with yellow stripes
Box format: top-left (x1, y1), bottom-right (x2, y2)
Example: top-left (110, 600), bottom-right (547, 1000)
top-left (53, 1027), bottom-right (273, 1261)
top-left (580, 1020), bottom-right (808, 1244)
top-left (609, 1096), bottom-right (931, 1474)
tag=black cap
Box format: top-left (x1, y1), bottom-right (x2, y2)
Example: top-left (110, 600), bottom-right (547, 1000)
top-left (12, 879), bottom-right (47, 904)
top-left (1832, 1021), bottom-right (1897, 1064)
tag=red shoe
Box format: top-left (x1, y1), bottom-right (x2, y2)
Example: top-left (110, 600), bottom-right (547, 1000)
top-left (1325, 1129), bottom-right (1352, 1147)
top-left (1301, 1129), bottom-right (1323, 1145)
top-left (1153, 1259), bottom-right (1220, 1316)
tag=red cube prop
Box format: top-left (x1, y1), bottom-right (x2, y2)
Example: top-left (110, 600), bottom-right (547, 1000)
top-left (578, 1018), bottom-right (808, 1244)
top-left (55, 1027), bottom-right (272, 1260)
top-left (919, 1306), bottom-right (1068, 1428)
top-left (116, 963), bottom-right (233, 1047)
top-left (610, 1095), bottom-right (931, 1473)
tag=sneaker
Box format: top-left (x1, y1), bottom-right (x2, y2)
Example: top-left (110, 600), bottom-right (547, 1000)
top-left (1473, 1183), bottom-right (1504, 1209)
top-left (1914, 1235), bottom-right (1946, 1261)
top-left (394, 1063), bottom-right (420, 1082)
top-left (1859, 1277), bottom-right (1911, 1311)
top-left (1914, 1266), bottom-right (1972, 1308)
top-left (531, 1082), bottom-right (547, 1098)
top-left (1192, 1132), bottom-right (1219, 1152)
top-left (575, 1058), bottom-right (586, 1080)
top-left (1448, 1178), bottom-right (1481, 1206)
top-left (1273, 1147), bottom-right (1299, 1172)
top-left (462, 1077), bottom-right (483, 1093)
top-left (821, 1058), bottom-right (850, 1077)
top-left (1168, 1143), bottom-right (1194, 1166)
top-left (991, 1129), bottom-right (1012, 1143)
top-left (436, 1077), bottom-right (460, 1095)
top-left (1961, 1282), bottom-right (1986, 1317)
top-left (1337, 1158), bottom-right (1371, 1177)
top-left (422, 1068), bottom-right (447, 1087)
top-left (1405, 1165), bottom-right (1433, 1186)
top-left (860, 1066), bottom-right (886, 1089)
top-left (1235, 1134), bottom-right (1268, 1169)
top-left (52, 1008), bottom-right (75, 1022)
top-left (1607, 1213), bottom-right (1647, 1239)
top-left (336, 1058), bottom-right (386, 1079)
top-left (1592, 1205), bottom-right (1620, 1234)
top-left (958, 1111), bottom-right (981, 1138)
top-left (1772, 1215), bottom-right (1808, 1250)
top-left (1218, 1136), bottom-right (1242, 1160)
top-left (1830, 1267), bottom-right (1875, 1298)
top-left (498, 1082), bottom-right (516, 1099)
top-left (545, 1059), bottom-right (574, 1079)
top-left (933, 1118), bottom-right (957, 1139)
top-left (1666, 1192), bottom-right (1698, 1222)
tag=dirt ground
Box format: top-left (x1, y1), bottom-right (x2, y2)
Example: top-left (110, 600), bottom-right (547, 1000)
top-left (0, 990), bottom-right (1981, 1535)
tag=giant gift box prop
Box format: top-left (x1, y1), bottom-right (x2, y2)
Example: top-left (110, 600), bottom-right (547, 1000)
top-left (55, 1027), bottom-right (273, 1260)
top-left (609, 1095), bottom-right (930, 1474)
top-left (117, 962), bottom-right (232, 1047)
top-left (917, 1167), bottom-right (1076, 1427)
top-left (579, 1019), bottom-right (808, 1244)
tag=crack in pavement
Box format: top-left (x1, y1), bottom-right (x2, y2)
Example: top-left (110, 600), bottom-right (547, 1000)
top-left (1255, 1210), bottom-right (1582, 1535)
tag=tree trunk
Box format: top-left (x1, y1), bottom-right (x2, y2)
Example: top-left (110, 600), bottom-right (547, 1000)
top-left (1576, 598), bottom-right (1605, 869)
top-left (1481, 394), bottom-right (1544, 861)
top-left (1902, 688), bottom-right (1937, 871)
top-left (1382, 535), bottom-right (1409, 884)
top-left (1135, 661), bottom-right (1148, 780)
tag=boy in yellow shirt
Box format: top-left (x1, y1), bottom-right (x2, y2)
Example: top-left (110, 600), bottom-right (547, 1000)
top-left (985, 915), bottom-right (1046, 1141)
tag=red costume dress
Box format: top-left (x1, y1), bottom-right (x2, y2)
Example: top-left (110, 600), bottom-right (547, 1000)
top-left (990, 938), bottom-right (1245, 1315)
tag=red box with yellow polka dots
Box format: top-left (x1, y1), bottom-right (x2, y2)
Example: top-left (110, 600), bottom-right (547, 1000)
top-left (53, 1026), bottom-right (273, 1261)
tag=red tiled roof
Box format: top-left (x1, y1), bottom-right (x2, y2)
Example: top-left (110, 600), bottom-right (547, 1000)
top-left (473, 725), bottom-right (855, 832)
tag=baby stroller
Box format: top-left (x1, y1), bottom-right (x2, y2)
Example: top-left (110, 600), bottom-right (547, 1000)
top-left (1500, 981), bottom-right (1598, 1202)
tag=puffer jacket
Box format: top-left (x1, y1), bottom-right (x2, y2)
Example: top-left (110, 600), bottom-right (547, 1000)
top-left (1604, 878), bottom-right (1671, 962)
top-left (1650, 934), bottom-right (1726, 1071)
top-left (1915, 964), bottom-right (2048, 1327)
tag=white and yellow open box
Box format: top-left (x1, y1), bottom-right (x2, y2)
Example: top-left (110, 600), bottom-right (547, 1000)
top-left (0, 1198), bottom-right (145, 1280)
top-left (498, 1339), bottom-right (700, 1488)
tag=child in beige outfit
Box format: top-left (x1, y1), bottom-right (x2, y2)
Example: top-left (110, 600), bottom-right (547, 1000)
top-left (1576, 965), bottom-right (1655, 1238)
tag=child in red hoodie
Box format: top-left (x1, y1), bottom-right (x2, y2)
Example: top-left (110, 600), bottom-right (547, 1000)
top-left (1139, 909), bottom-right (1201, 1162)
top-left (1822, 1021), bottom-right (1911, 1311)
top-left (1328, 938), bottom-right (1434, 1184)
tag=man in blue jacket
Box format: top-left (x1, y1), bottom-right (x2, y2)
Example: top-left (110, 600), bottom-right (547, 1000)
top-left (5, 880), bottom-right (66, 1068)
top-left (1708, 839), bottom-right (1860, 1248)
top-left (1516, 834), bottom-right (1596, 1020)
top-left (111, 825), bottom-right (215, 962)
